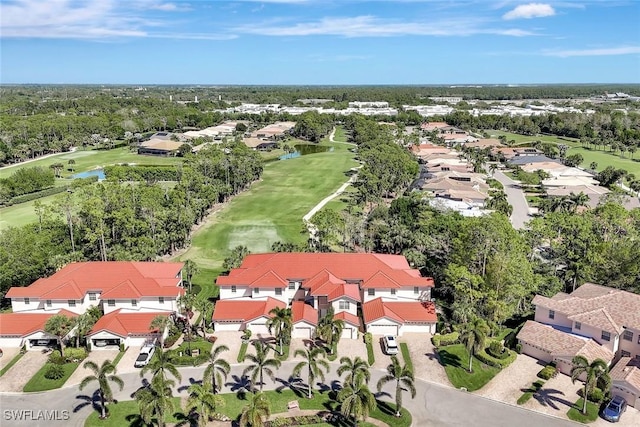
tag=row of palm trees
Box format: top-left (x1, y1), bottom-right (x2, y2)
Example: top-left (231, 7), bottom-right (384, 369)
top-left (78, 338), bottom-right (416, 427)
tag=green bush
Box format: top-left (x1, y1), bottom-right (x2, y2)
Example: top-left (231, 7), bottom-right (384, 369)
top-left (64, 347), bottom-right (88, 362)
top-left (44, 364), bottom-right (65, 380)
top-left (8, 185), bottom-right (68, 205)
top-left (432, 332), bottom-right (460, 347)
top-left (364, 332), bottom-right (372, 344)
top-left (486, 178), bottom-right (504, 189)
top-left (475, 347), bottom-right (517, 369)
top-left (537, 365), bottom-right (559, 380)
top-left (119, 343), bottom-right (125, 352)
top-left (169, 354), bottom-right (209, 366)
top-left (104, 165), bottom-right (180, 182)
top-left (48, 352), bottom-right (65, 365)
top-left (578, 387), bottom-right (605, 403)
top-left (487, 341), bottom-right (509, 359)
top-left (237, 342), bottom-right (248, 363)
top-left (515, 343), bottom-right (522, 354)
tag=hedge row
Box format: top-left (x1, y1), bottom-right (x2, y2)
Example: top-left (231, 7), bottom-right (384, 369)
top-left (431, 331), bottom-right (460, 347)
top-left (8, 185), bottom-right (67, 205)
top-left (168, 354), bottom-right (209, 366)
top-left (476, 344), bottom-right (517, 369)
top-left (104, 165), bottom-right (180, 182)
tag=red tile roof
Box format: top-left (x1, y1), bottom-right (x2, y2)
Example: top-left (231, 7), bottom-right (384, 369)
top-left (249, 271), bottom-right (288, 289)
top-left (0, 309), bottom-right (77, 336)
top-left (6, 262), bottom-right (184, 300)
top-left (212, 297), bottom-right (285, 323)
top-left (88, 310), bottom-right (168, 338)
top-left (217, 253), bottom-right (433, 289)
top-left (363, 298), bottom-right (437, 324)
top-left (292, 301), bottom-right (318, 325)
top-left (335, 311), bottom-right (361, 327)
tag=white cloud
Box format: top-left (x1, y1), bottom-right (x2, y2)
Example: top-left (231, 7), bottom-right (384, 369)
top-left (503, 3), bottom-right (555, 20)
top-left (234, 15), bottom-right (535, 37)
top-left (543, 46), bottom-right (640, 57)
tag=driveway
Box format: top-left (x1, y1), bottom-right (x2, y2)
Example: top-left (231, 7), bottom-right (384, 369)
top-left (0, 350), bottom-right (49, 392)
top-left (64, 349), bottom-right (119, 387)
top-left (492, 170), bottom-right (530, 229)
top-left (212, 331), bottom-right (244, 363)
top-left (475, 354), bottom-right (545, 404)
top-left (370, 335), bottom-right (395, 370)
top-left (399, 333), bottom-right (450, 386)
top-left (0, 347), bottom-right (20, 372)
top-left (115, 346), bottom-right (141, 374)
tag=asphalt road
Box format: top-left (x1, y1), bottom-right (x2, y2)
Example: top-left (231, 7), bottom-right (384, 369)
top-left (0, 361), bottom-right (580, 427)
top-left (492, 170), bottom-right (531, 230)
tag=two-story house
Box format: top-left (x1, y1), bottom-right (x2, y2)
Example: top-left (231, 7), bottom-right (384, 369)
top-left (517, 283), bottom-right (640, 408)
top-left (212, 253), bottom-right (437, 338)
top-left (1, 262), bottom-right (184, 350)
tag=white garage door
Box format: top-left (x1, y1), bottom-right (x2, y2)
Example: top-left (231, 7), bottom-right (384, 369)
top-left (341, 326), bottom-right (356, 339)
top-left (247, 322), bottom-right (270, 336)
top-left (367, 324), bottom-right (398, 336)
top-left (612, 386), bottom-right (638, 409)
top-left (292, 327), bottom-right (313, 339)
top-left (214, 321), bottom-right (243, 332)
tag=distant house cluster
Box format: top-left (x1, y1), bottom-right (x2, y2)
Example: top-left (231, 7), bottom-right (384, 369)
top-left (212, 253), bottom-right (437, 339)
top-left (517, 283), bottom-right (640, 408)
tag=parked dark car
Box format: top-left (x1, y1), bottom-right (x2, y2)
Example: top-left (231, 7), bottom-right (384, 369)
top-left (601, 395), bottom-right (627, 423)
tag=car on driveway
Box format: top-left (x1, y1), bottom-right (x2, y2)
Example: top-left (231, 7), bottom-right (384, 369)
top-left (134, 344), bottom-right (155, 368)
top-left (383, 335), bottom-right (399, 355)
top-left (601, 395), bottom-right (627, 423)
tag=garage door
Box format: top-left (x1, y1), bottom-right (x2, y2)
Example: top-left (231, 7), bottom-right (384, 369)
top-left (612, 386), bottom-right (638, 409)
top-left (293, 327), bottom-right (313, 339)
top-left (367, 324), bottom-right (398, 336)
top-left (248, 322), bottom-right (270, 335)
top-left (342, 327), bottom-right (356, 339)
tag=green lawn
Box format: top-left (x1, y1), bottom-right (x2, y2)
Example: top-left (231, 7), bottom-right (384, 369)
top-left (23, 362), bottom-right (80, 392)
top-left (189, 267), bottom-right (221, 302)
top-left (437, 344), bottom-right (500, 392)
top-left (567, 398), bottom-right (600, 423)
top-left (333, 126), bottom-right (349, 143)
top-left (177, 140), bottom-right (357, 270)
top-left (487, 130), bottom-right (640, 175)
top-left (84, 397), bottom-right (182, 427)
top-left (112, 350), bottom-right (126, 366)
top-left (0, 192), bottom-right (61, 230)
top-left (400, 343), bottom-right (413, 373)
top-left (0, 147), bottom-right (182, 180)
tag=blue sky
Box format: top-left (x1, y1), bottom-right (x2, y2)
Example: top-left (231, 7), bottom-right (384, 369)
top-left (1, 0), bottom-right (639, 84)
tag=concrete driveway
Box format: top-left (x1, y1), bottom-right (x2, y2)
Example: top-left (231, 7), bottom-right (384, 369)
top-left (0, 350), bottom-right (49, 392)
top-left (64, 349), bottom-right (120, 387)
top-left (334, 336), bottom-right (367, 362)
top-left (212, 331), bottom-right (244, 363)
top-left (0, 347), bottom-right (20, 372)
top-left (370, 335), bottom-right (395, 370)
top-left (399, 333), bottom-right (450, 386)
top-left (115, 346), bottom-right (141, 374)
top-left (492, 170), bottom-right (531, 230)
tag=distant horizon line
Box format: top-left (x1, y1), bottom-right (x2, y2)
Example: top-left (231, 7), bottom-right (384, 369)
top-left (2, 83), bottom-right (640, 87)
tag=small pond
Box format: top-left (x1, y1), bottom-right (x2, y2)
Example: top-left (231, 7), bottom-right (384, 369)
top-left (279, 144), bottom-right (333, 160)
top-left (71, 169), bottom-right (105, 180)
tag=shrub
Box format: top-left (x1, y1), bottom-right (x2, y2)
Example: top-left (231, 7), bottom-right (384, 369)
top-left (119, 343), bottom-right (125, 352)
top-left (237, 342), bottom-right (248, 363)
top-left (64, 347), bottom-right (87, 362)
top-left (515, 343), bottom-right (522, 354)
top-left (44, 364), bottom-right (65, 380)
top-left (164, 333), bottom-right (181, 348)
top-left (487, 341), bottom-right (509, 359)
top-left (48, 352), bottom-right (65, 365)
top-left (476, 347), bottom-right (517, 369)
top-left (169, 354), bottom-right (208, 366)
top-left (537, 365), bottom-right (558, 380)
top-left (8, 185), bottom-right (68, 205)
top-left (431, 332), bottom-right (459, 347)
top-left (578, 387), bottom-right (605, 403)
top-left (364, 332), bottom-right (372, 344)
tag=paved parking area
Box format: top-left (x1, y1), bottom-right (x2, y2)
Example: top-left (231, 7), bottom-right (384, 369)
top-left (476, 354), bottom-right (545, 404)
top-left (64, 349), bottom-right (120, 387)
top-left (398, 333), bottom-right (450, 385)
top-left (116, 346), bottom-right (141, 374)
top-left (0, 347), bottom-right (20, 372)
top-left (212, 331), bottom-right (244, 364)
top-left (0, 350), bottom-right (49, 392)
top-left (370, 335), bottom-right (395, 370)
top-left (335, 335), bottom-right (367, 363)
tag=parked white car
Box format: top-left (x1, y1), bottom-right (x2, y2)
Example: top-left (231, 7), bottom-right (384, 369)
top-left (383, 335), bottom-right (399, 355)
top-left (134, 344), bottom-right (156, 368)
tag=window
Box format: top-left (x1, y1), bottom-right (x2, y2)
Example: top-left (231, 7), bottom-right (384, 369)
top-left (574, 322), bottom-right (581, 330)
top-left (548, 310), bottom-right (555, 319)
top-left (231, 285), bottom-right (237, 293)
top-left (368, 289), bottom-right (375, 296)
top-left (623, 330), bottom-right (633, 341)
top-left (24, 298), bottom-right (30, 305)
top-left (158, 297), bottom-right (165, 304)
top-left (339, 301), bottom-right (350, 310)
top-left (89, 293), bottom-right (97, 301)
top-left (414, 287), bottom-right (419, 295)
top-left (391, 289), bottom-right (396, 295)
top-left (601, 331), bottom-right (611, 342)
top-left (68, 300), bottom-right (76, 307)
top-left (288, 282), bottom-right (296, 290)
top-left (621, 350), bottom-right (631, 357)
top-left (46, 300), bottom-right (52, 307)
top-left (275, 288), bottom-right (282, 296)
top-left (131, 299), bottom-right (137, 307)
top-left (254, 288), bottom-right (260, 294)
top-left (107, 299), bottom-right (115, 307)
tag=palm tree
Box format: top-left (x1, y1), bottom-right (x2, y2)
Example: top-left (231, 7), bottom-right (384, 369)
top-left (459, 318), bottom-right (490, 373)
top-left (74, 311), bottom-right (96, 348)
top-left (376, 356), bottom-right (416, 417)
top-left (239, 392), bottom-right (271, 427)
top-left (292, 346), bottom-right (330, 398)
top-left (134, 375), bottom-right (175, 427)
top-left (194, 299), bottom-right (211, 336)
top-left (570, 356), bottom-right (611, 415)
top-left (185, 383), bottom-right (224, 426)
top-left (337, 382), bottom-right (376, 427)
top-left (242, 341), bottom-right (282, 391)
top-left (44, 313), bottom-right (75, 357)
top-left (317, 307), bottom-right (345, 355)
top-left (266, 306), bottom-right (292, 356)
top-left (149, 314), bottom-right (171, 349)
top-left (338, 356), bottom-right (371, 389)
top-left (141, 349), bottom-right (182, 384)
top-left (183, 259), bottom-right (199, 292)
top-left (203, 344), bottom-right (230, 394)
top-left (78, 359), bottom-right (124, 419)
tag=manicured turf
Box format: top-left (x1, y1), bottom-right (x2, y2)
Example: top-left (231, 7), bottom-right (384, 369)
top-left (487, 130), bottom-right (640, 175)
top-left (0, 192), bottom-right (61, 231)
top-left (332, 126), bottom-right (349, 143)
top-left (400, 343), bottom-right (413, 373)
top-left (178, 140), bottom-right (357, 270)
top-left (84, 397), bottom-right (181, 427)
top-left (0, 146), bottom-right (182, 180)
top-left (437, 344), bottom-right (500, 392)
top-left (23, 362), bottom-right (80, 392)
top-left (190, 267), bottom-right (221, 302)
top-left (567, 398), bottom-right (600, 423)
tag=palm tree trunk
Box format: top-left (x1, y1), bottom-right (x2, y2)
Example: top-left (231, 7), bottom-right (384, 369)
top-left (308, 367), bottom-right (313, 398)
top-left (260, 371), bottom-right (263, 391)
top-left (582, 385), bottom-right (588, 414)
top-left (59, 338), bottom-right (65, 358)
top-left (396, 381), bottom-right (402, 417)
top-left (100, 391), bottom-right (107, 419)
top-left (468, 349), bottom-right (473, 372)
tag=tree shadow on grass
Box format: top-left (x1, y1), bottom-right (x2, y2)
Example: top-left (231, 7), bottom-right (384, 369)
top-left (225, 374), bottom-right (251, 400)
top-left (376, 400), bottom-right (397, 417)
top-left (533, 388), bottom-right (573, 411)
top-left (437, 349), bottom-right (461, 368)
